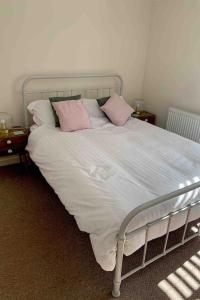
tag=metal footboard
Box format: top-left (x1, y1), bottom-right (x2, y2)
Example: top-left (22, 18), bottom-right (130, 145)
top-left (112, 181), bottom-right (200, 297)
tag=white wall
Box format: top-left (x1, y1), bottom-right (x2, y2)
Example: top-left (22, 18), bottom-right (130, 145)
top-left (0, 0), bottom-right (152, 125)
top-left (144, 0), bottom-right (200, 127)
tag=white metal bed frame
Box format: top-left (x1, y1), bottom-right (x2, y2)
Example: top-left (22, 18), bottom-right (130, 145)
top-left (22, 73), bottom-right (123, 128)
top-left (22, 74), bottom-right (200, 298)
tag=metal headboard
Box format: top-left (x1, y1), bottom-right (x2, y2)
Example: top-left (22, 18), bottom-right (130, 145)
top-left (22, 74), bottom-right (123, 128)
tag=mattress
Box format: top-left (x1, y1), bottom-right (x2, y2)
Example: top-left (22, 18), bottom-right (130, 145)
top-left (26, 117), bottom-right (200, 271)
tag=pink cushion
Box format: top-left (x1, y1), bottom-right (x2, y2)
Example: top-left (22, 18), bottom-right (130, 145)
top-left (52, 100), bottom-right (92, 132)
top-left (101, 94), bottom-right (134, 126)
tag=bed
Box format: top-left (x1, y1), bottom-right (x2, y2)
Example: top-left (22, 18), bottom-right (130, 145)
top-left (23, 74), bottom-right (200, 297)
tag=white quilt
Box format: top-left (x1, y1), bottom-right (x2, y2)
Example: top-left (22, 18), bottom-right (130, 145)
top-left (27, 118), bottom-right (200, 271)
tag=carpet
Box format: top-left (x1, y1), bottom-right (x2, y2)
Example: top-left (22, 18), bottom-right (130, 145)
top-left (0, 164), bottom-right (199, 300)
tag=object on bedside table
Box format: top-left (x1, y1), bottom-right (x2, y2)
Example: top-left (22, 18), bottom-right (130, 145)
top-left (0, 112), bottom-right (12, 135)
top-left (134, 99), bottom-right (144, 115)
top-left (0, 127), bottom-right (30, 166)
top-left (132, 111), bottom-right (156, 125)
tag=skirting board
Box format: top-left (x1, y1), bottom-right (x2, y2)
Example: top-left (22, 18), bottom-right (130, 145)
top-left (0, 155), bottom-right (19, 166)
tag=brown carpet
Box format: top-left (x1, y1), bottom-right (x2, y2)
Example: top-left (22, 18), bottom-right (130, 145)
top-left (0, 164), bottom-right (199, 300)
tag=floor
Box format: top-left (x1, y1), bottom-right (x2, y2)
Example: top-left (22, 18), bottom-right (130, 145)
top-left (0, 164), bottom-right (199, 300)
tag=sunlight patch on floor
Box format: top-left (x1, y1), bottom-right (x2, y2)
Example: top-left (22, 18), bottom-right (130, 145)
top-left (158, 250), bottom-right (200, 300)
top-left (158, 280), bottom-right (184, 300)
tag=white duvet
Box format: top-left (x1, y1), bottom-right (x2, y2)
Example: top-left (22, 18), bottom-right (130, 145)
top-left (27, 118), bottom-right (200, 271)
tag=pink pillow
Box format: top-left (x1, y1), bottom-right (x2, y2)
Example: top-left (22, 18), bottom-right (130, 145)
top-left (101, 94), bottom-right (134, 126)
top-left (52, 100), bottom-right (92, 132)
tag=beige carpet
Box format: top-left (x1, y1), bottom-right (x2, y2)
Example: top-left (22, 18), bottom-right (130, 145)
top-left (0, 164), bottom-right (199, 300)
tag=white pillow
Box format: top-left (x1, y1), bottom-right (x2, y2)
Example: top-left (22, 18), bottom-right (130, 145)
top-left (27, 100), bottom-right (55, 126)
top-left (90, 117), bottom-right (110, 128)
top-left (82, 98), bottom-right (105, 118)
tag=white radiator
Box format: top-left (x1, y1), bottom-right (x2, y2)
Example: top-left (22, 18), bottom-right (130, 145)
top-left (166, 107), bottom-right (200, 143)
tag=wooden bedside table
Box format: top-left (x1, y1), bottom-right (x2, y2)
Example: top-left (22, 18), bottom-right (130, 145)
top-left (132, 111), bottom-right (156, 125)
top-left (0, 127), bottom-right (29, 165)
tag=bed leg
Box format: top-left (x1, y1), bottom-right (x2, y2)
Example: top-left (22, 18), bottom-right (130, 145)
top-left (112, 238), bottom-right (125, 298)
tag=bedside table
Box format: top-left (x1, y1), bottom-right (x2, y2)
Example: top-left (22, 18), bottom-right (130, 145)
top-left (0, 127), bottom-right (29, 165)
top-left (132, 111), bottom-right (156, 125)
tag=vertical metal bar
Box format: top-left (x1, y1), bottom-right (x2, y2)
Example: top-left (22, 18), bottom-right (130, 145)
top-left (142, 225), bottom-right (149, 266)
top-left (119, 84), bottom-right (122, 96)
top-left (112, 237), bottom-right (125, 298)
top-left (182, 206), bottom-right (191, 243)
top-left (23, 95), bottom-right (28, 128)
top-left (163, 215), bottom-right (172, 253)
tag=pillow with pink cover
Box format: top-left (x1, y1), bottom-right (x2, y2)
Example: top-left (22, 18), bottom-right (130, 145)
top-left (52, 99), bottom-right (92, 132)
top-left (100, 94), bottom-right (134, 126)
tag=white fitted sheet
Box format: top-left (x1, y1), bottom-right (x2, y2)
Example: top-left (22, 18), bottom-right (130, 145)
top-left (26, 118), bottom-right (200, 271)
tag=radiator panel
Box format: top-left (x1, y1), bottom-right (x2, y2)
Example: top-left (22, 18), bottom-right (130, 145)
top-left (166, 107), bottom-right (200, 143)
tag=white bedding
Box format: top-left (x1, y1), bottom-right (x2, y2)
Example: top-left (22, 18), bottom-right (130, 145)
top-left (26, 117), bottom-right (200, 271)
